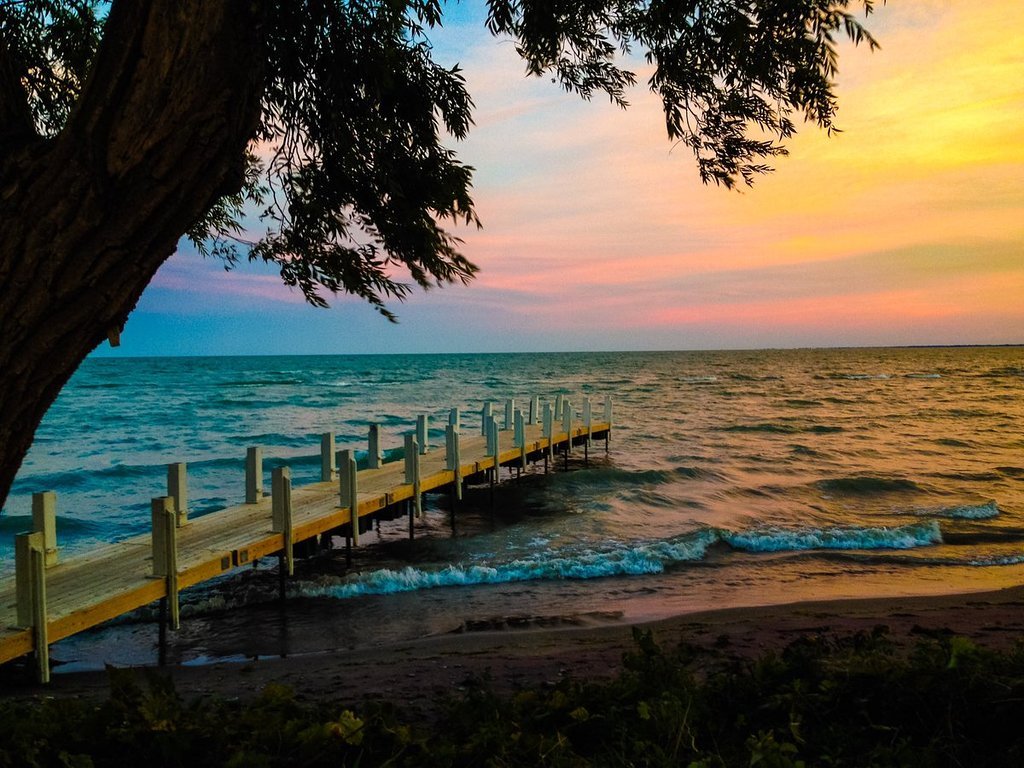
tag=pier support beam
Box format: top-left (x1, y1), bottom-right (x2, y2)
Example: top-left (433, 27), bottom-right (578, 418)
top-left (529, 396), bottom-right (539, 425)
top-left (339, 449), bottom-right (359, 545)
top-left (504, 398), bottom-right (515, 430)
top-left (31, 491), bottom-right (59, 566)
top-left (368, 424), bottom-right (383, 469)
top-left (449, 407), bottom-right (460, 432)
top-left (167, 463), bottom-right (188, 527)
top-left (321, 433), bottom-right (336, 481)
top-left (15, 531), bottom-right (49, 683)
top-left (245, 447), bottom-right (263, 504)
top-left (272, 467), bottom-right (294, 577)
top-left (151, 496), bottom-right (179, 631)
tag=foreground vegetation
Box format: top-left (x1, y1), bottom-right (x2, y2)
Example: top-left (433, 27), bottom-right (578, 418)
top-left (3, 628), bottom-right (1024, 767)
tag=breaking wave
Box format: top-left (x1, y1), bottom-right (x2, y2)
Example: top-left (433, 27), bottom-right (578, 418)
top-left (300, 521), bottom-right (944, 600)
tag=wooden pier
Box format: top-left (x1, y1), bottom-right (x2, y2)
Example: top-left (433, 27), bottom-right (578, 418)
top-left (0, 396), bottom-right (612, 682)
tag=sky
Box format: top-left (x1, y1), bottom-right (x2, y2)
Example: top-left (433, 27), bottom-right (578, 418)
top-left (97, 0), bottom-right (1024, 357)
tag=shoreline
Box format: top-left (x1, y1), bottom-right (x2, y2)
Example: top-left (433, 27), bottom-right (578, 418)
top-left (6, 583), bottom-right (1023, 710)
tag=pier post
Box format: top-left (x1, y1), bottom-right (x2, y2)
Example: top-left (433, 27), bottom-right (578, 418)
top-left (529, 396), bottom-right (539, 425)
top-left (604, 397), bottom-right (613, 452)
top-left (15, 531), bottom-right (49, 683)
top-left (404, 434), bottom-right (422, 518)
top-left (583, 398), bottom-right (593, 446)
top-left (245, 446), bottom-right (263, 504)
top-left (480, 402), bottom-right (492, 435)
top-left (562, 399), bottom-right (573, 455)
top-left (339, 449), bottom-right (359, 545)
top-left (272, 467), bottom-right (294, 577)
top-left (554, 394), bottom-right (564, 426)
top-left (417, 414), bottom-right (429, 454)
top-left (151, 496), bottom-right (179, 631)
top-left (583, 398), bottom-right (593, 465)
top-left (487, 416), bottom-right (500, 483)
top-left (167, 463), bottom-right (188, 527)
top-left (321, 433), bottom-right (336, 481)
top-left (449, 407), bottom-right (460, 431)
top-left (542, 402), bottom-right (554, 464)
top-left (446, 424), bottom-right (463, 501)
top-left (368, 424), bottom-right (383, 469)
top-left (504, 399), bottom-right (515, 430)
top-left (31, 491), bottom-right (59, 566)
top-left (514, 409), bottom-right (526, 470)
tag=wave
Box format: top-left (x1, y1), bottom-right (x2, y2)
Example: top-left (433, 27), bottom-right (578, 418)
top-left (723, 521), bottom-right (942, 553)
top-left (905, 373), bottom-right (942, 379)
top-left (918, 501), bottom-right (1000, 519)
top-left (816, 373), bottom-right (891, 381)
top-left (817, 476), bottom-right (923, 495)
top-left (300, 521), bottom-right (944, 601)
top-left (724, 422), bottom-right (843, 435)
top-left (220, 378), bottom-right (303, 387)
top-left (0, 513), bottom-right (108, 536)
top-left (969, 554), bottom-right (1024, 567)
top-left (546, 465), bottom-right (723, 492)
top-left (299, 531), bottom-right (720, 599)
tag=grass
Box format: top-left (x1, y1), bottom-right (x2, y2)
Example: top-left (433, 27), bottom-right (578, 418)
top-left (3, 627), bottom-right (1024, 766)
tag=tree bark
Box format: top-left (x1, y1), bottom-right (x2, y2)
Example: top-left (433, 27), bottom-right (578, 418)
top-left (0, 0), bottom-right (268, 509)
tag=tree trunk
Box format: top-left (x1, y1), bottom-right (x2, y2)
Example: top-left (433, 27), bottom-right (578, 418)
top-left (0, 0), bottom-right (267, 509)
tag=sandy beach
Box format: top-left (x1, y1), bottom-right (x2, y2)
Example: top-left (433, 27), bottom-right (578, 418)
top-left (6, 585), bottom-right (1023, 714)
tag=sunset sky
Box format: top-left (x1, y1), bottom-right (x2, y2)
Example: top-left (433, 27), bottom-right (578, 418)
top-left (100, 1), bottom-right (1023, 356)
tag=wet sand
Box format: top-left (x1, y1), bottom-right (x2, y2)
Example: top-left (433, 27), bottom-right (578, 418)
top-left (5, 585), bottom-right (1024, 714)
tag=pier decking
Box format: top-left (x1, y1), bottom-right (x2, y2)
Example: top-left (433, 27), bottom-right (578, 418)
top-left (1, 397), bottom-right (611, 681)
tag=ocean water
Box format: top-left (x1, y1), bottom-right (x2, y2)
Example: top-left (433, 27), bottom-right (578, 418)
top-left (3, 347), bottom-right (1024, 669)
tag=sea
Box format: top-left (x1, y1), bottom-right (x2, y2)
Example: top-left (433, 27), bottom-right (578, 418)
top-left (2, 347), bottom-right (1024, 671)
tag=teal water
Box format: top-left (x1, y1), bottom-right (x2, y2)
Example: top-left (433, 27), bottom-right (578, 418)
top-left (3, 348), bottom-right (1024, 668)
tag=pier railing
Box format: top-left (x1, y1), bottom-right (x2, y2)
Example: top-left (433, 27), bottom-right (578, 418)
top-left (2, 394), bottom-right (612, 682)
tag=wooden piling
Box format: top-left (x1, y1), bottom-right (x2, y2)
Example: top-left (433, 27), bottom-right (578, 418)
top-left (505, 398), bottom-right (515, 430)
top-left (15, 532), bottom-right (49, 683)
top-left (446, 424), bottom-right (463, 501)
top-left (166, 463), bottom-right (188, 527)
top-left (514, 409), bottom-right (527, 469)
top-left (321, 433), bottom-right (336, 481)
top-left (604, 397), bottom-right (613, 452)
top-left (562, 399), bottom-right (573, 454)
top-left (271, 467), bottom-right (294, 577)
top-left (339, 449), bottom-right (359, 545)
top-left (245, 447), bottom-right (263, 503)
top-left (31, 491), bottom-right (58, 567)
top-left (487, 416), bottom-right (500, 483)
top-left (449, 407), bottom-right (460, 431)
top-left (151, 496), bottom-right (179, 630)
top-left (583, 398), bottom-right (593, 445)
top-left (368, 424), bottom-right (383, 469)
top-left (404, 434), bottom-right (422, 518)
top-left (417, 414), bottom-right (429, 454)
top-left (529, 396), bottom-right (539, 425)
top-left (542, 402), bottom-right (554, 461)
top-left (480, 402), bottom-right (492, 436)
